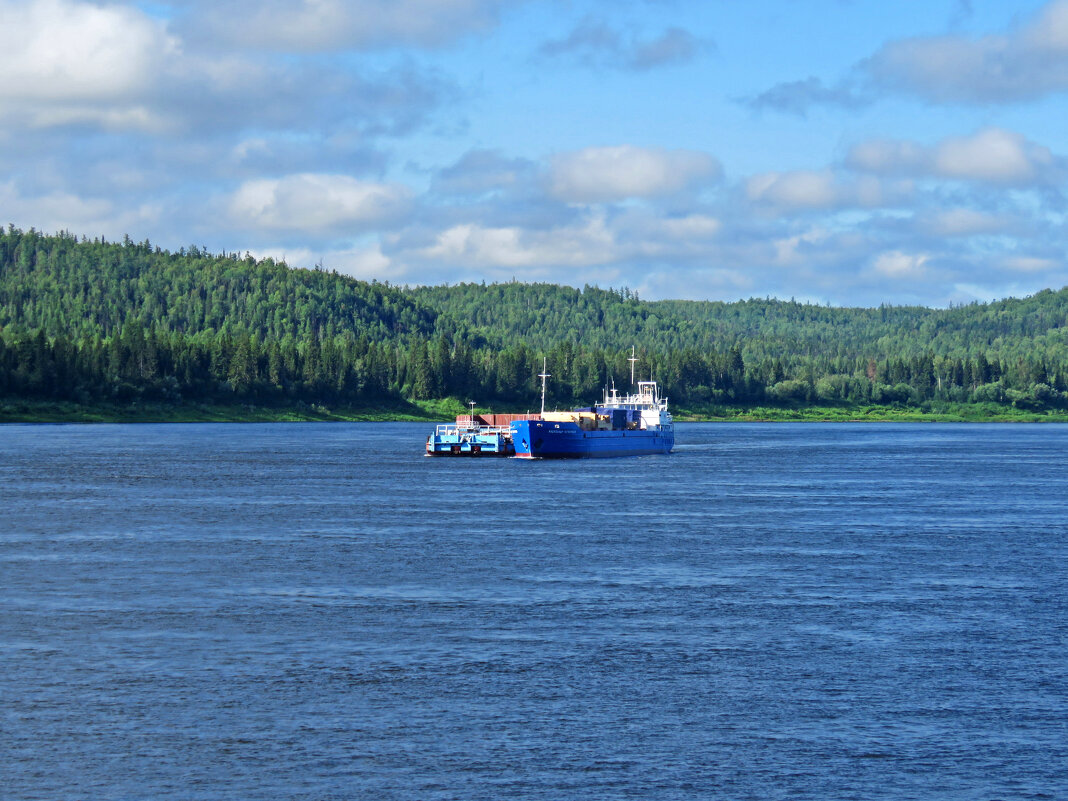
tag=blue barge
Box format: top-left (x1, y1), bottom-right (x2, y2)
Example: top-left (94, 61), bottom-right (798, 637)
top-left (425, 422), bottom-right (514, 456)
top-left (425, 413), bottom-right (540, 456)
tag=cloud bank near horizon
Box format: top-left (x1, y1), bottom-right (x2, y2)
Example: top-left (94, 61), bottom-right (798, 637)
top-left (0, 0), bottom-right (1065, 308)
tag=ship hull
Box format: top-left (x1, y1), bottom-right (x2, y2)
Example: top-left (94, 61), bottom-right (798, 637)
top-left (510, 420), bottom-right (673, 459)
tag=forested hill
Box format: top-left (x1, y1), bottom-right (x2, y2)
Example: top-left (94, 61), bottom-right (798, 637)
top-left (0, 228), bottom-right (433, 342)
top-left (412, 282), bottom-right (1068, 361)
top-left (4, 226), bottom-right (1068, 412)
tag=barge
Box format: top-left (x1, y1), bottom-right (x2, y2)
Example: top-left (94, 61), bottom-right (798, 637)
top-left (425, 413), bottom-right (538, 456)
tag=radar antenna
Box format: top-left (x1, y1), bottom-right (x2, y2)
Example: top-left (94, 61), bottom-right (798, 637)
top-left (538, 357), bottom-right (551, 415)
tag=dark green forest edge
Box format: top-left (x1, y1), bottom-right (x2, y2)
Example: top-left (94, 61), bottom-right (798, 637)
top-left (3, 226), bottom-right (1068, 423)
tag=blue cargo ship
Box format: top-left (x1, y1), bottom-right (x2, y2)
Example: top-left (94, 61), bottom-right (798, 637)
top-left (425, 352), bottom-right (674, 458)
top-left (511, 380), bottom-right (674, 459)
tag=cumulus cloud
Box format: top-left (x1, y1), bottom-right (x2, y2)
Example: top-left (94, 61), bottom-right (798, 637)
top-left (751, 1), bottom-right (1068, 112)
top-left (653, 214), bottom-right (722, 240)
top-left (0, 0), bottom-right (178, 129)
top-left (745, 170), bottom-right (911, 211)
top-left (0, 0), bottom-right (454, 138)
top-left (846, 128), bottom-right (1060, 185)
top-left (539, 20), bottom-right (708, 71)
top-left (398, 206), bottom-right (726, 281)
top-left (933, 129), bottom-right (1056, 183)
top-left (872, 250), bottom-right (930, 278)
top-left (228, 174), bottom-right (412, 233)
top-left (417, 216), bottom-right (617, 270)
top-left (1002, 255), bottom-right (1061, 272)
top-left (864, 0), bottom-right (1068, 103)
top-left (183, 0), bottom-right (507, 51)
top-left (549, 145), bottom-right (722, 203)
top-left (919, 209), bottom-right (1011, 237)
top-left (770, 227), bottom-right (832, 267)
top-left (0, 179), bottom-right (162, 238)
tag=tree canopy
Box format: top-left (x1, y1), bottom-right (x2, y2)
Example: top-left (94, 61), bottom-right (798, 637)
top-left (4, 226), bottom-right (1068, 412)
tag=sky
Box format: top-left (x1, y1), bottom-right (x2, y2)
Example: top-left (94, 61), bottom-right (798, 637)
top-left (1, 0), bottom-right (1067, 307)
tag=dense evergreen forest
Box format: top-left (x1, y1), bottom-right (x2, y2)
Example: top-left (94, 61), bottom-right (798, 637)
top-left (3, 226), bottom-right (1068, 415)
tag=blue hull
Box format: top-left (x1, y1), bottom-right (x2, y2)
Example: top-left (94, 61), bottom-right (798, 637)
top-left (511, 420), bottom-right (673, 459)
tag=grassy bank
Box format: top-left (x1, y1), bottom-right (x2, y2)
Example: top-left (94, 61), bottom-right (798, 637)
top-left (672, 402), bottom-right (1068, 423)
top-left (5, 397), bottom-right (1068, 424)
top-left (0, 398), bottom-right (444, 423)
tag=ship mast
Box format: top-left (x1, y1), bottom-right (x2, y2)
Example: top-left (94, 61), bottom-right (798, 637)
top-left (628, 345), bottom-right (638, 386)
top-left (538, 357), bottom-right (550, 415)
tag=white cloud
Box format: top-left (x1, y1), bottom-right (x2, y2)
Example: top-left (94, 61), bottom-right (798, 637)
top-left (772, 227), bottom-right (831, 266)
top-left (846, 139), bottom-right (928, 175)
top-left (0, 0), bottom-right (178, 129)
top-left (250, 243), bottom-right (398, 279)
top-left (418, 216), bottom-right (617, 269)
top-left (656, 215), bottom-right (722, 240)
top-left (933, 129), bottom-right (1054, 183)
top-left (753, 1), bottom-right (1068, 112)
top-left (873, 250), bottom-right (929, 278)
top-left (228, 174), bottom-right (413, 232)
top-left (549, 145), bottom-right (721, 203)
top-left (1002, 256), bottom-right (1060, 272)
top-left (920, 209), bottom-right (1009, 237)
top-left (746, 170), bottom-right (910, 211)
top-left (747, 170), bottom-right (838, 209)
top-left (0, 0), bottom-right (453, 138)
top-left (0, 179), bottom-right (162, 237)
top-left (846, 128), bottom-right (1060, 186)
top-left (864, 0), bottom-right (1068, 103)
top-left (0, 0), bottom-right (176, 100)
top-left (190, 0), bottom-right (506, 51)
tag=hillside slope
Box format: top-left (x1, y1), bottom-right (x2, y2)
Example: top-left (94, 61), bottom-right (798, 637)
top-left (3, 227), bottom-right (1068, 412)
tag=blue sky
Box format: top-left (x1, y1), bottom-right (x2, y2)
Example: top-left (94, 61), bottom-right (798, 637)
top-left (1, 0), bottom-right (1066, 306)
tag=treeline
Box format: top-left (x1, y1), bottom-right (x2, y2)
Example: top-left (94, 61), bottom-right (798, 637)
top-left (4, 320), bottom-right (1067, 412)
top-left (4, 226), bottom-right (1068, 411)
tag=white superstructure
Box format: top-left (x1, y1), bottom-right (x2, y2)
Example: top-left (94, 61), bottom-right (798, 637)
top-left (600, 380), bottom-right (673, 431)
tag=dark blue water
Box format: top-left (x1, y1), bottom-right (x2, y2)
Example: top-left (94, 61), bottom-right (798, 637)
top-left (2, 423), bottom-right (1066, 800)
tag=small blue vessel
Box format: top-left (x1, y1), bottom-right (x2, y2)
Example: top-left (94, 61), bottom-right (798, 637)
top-left (511, 380), bottom-right (674, 459)
top-left (425, 420), bottom-right (515, 456)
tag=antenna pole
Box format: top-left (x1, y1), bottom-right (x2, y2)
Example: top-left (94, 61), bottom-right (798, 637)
top-left (628, 346), bottom-right (638, 385)
top-left (538, 357), bottom-right (550, 415)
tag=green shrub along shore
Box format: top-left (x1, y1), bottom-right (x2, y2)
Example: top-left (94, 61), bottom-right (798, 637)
top-left (4, 397), bottom-right (1068, 424)
top-left (6, 227), bottom-right (1068, 424)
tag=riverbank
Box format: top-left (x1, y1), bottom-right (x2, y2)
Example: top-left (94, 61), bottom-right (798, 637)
top-left (672, 402), bottom-right (1068, 422)
top-left (5, 396), bottom-right (1068, 424)
top-left (0, 398), bottom-right (446, 423)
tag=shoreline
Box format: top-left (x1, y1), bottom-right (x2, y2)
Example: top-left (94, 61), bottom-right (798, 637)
top-left (4, 398), bottom-right (1068, 424)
